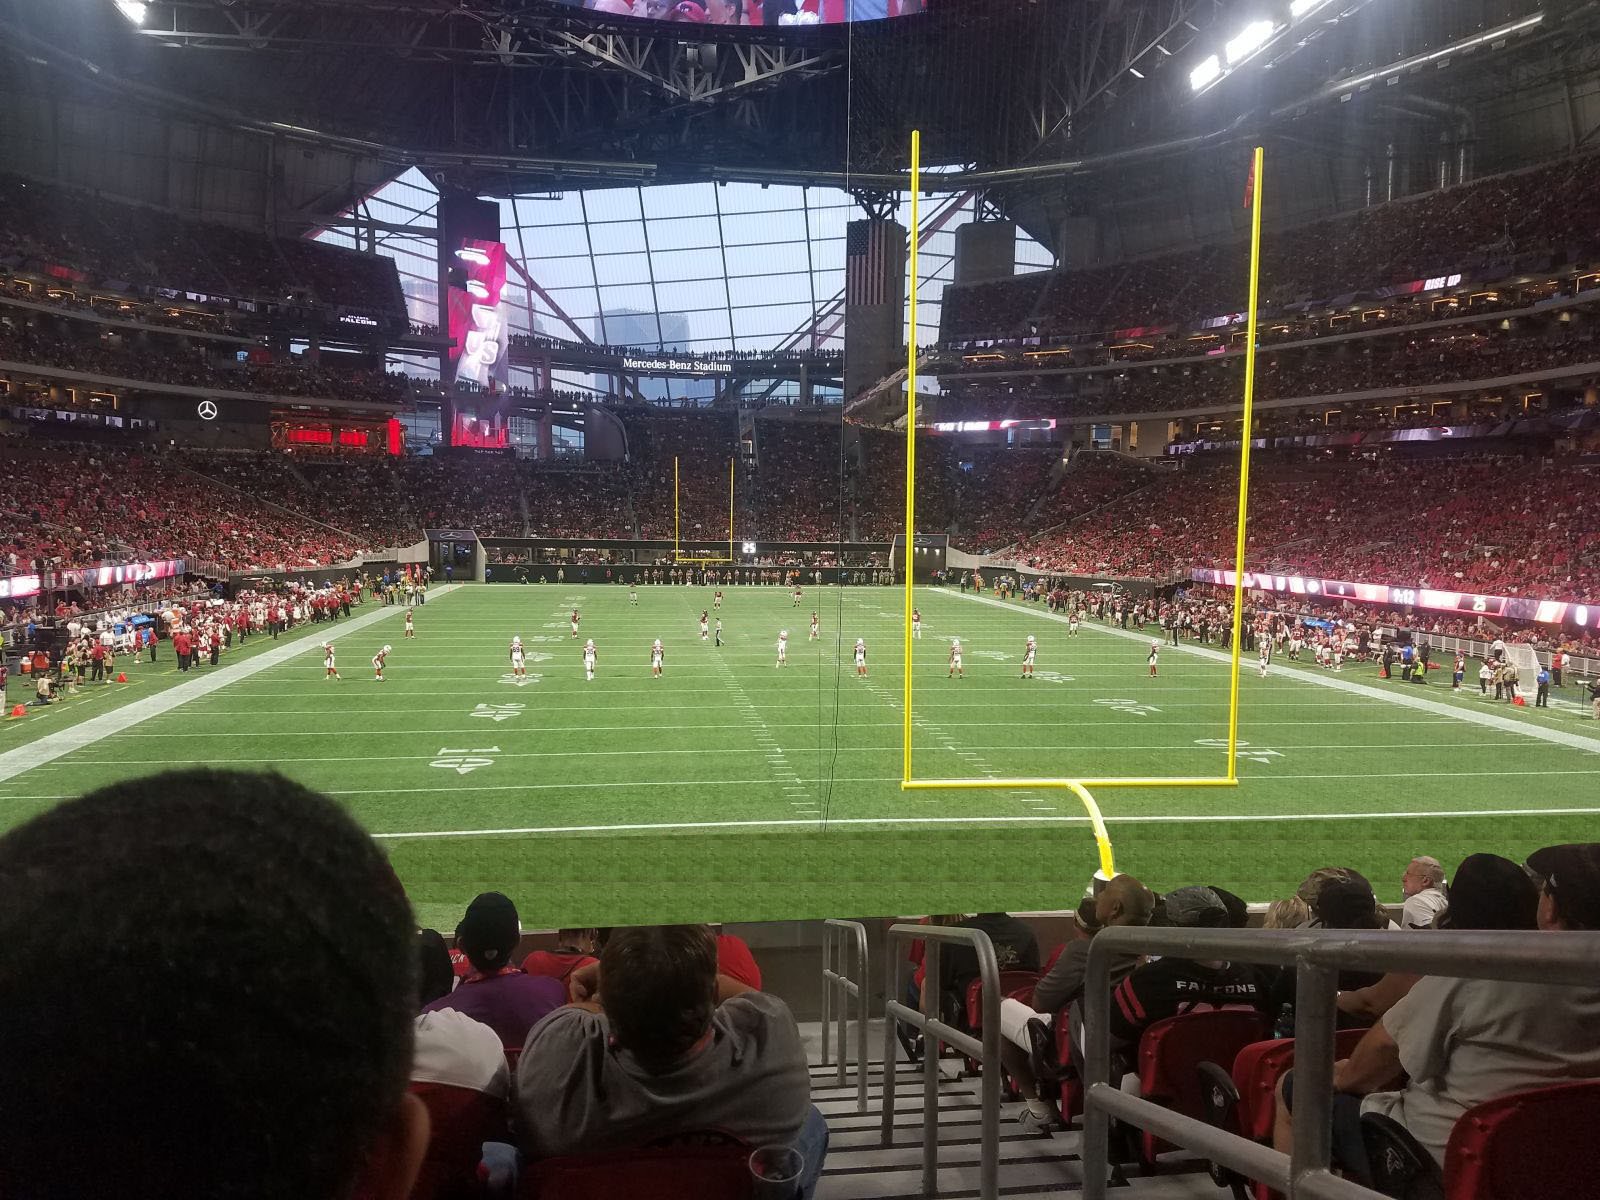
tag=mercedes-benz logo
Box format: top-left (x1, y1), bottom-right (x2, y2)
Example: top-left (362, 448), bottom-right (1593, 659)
top-left (196, 401), bottom-right (219, 421)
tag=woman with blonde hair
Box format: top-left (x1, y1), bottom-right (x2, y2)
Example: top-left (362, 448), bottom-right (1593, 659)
top-left (1263, 896), bottom-right (1310, 929)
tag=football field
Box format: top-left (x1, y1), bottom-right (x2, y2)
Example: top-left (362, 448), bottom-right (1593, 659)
top-left (3, 583), bottom-right (1598, 929)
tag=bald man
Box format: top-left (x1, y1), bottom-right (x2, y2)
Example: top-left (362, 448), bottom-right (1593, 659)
top-left (999, 874), bottom-right (1155, 1131)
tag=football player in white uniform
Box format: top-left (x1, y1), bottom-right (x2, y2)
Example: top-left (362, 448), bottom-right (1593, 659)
top-left (510, 635), bottom-right (527, 679)
top-left (853, 638), bottom-right (867, 677)
top-left (776, 630), bottom-right (788, 668)
top-left (651, 638), bottom-right (664, 678)
top-left (583, 638), bottom-right (597, 682)
top-left (322, 643), bottom-right (341, 681)
top-left (1022, 635), bottom-right (1036, 680)
top-left (912, 609), bottom-right (922, 639)
top-left (372, 645), bottom-right (390, 682)
top-left (948, 638), bottom-right (964, 679)
top-left (1148, 640), bottom-right (1160, 678)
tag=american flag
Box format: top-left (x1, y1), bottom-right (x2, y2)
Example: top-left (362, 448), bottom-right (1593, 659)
top-left (846, 219), bottom-right (904, 307)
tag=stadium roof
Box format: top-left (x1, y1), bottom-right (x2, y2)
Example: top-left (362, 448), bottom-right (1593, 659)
top-left (2, 0), bottom-right (1593, 251)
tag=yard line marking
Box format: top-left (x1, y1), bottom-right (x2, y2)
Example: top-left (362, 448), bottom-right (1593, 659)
top-left (0, 586), bottom-right (463, 788)
top-left (941, 592), bottom-right (1600, 756)
top-left (56, 739), bottom-right (1560, 769)
top-left (359, 804), bottom-right (1600, 840)
top-left (707, 638), bottom-right (816, 813)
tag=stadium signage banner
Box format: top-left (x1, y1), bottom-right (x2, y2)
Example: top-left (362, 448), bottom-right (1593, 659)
top-left (621, 356), bottom-right (734, 377)
top-left (0, 559), bottom-right (187, 602)
top-left (926, 419), bottom-right (1058, 433)
top-left (1189, 568), bottom-right (1593, 628)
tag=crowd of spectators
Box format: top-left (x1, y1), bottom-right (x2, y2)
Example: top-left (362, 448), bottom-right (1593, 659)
top-left (1006, 453), bottom-right (1600, 604)
top-left (941, 154), bottom-right (1600, 340)
top-left (742, 419), bottom-right (845, 541)
top-left (0, 768), bottom-right (833, 1200)
top-left (935, 318), bottom-right (1600, 423)
top-left (0, 172), bottom-right (406, 317)
top-left (9, 770), bottom-right (1592, 1200)
top-left (948, 446), bottom-right (1059, 553)
top-left (0, 315), bottom-right (409, 406)
top-left (852, 427), bottom-right (955, 543)
top-left (0, 274), bottom-right (248, 337)
top-left (623, 410), bottom-right (741, 539)
top-left (178, 451), bottom-right (634, 544)
top-left (1, 439), bottom-right (366, 573)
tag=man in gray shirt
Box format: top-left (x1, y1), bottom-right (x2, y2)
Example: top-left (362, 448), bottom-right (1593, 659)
top-left (516, 925), bottom-right (827, 1195)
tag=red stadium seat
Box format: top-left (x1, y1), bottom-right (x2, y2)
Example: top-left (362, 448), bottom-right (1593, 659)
top-left (1136, 1009), bottom-right (1270, 1167)
top-left (1443, 1079), bottom-right (1600, 1199)
top-left (406, 1082), bottom-right (508, 1200)
top-left (518, 1132), bottom-right (755, 1200)
top-left (1233, 1028), bottom-right (1368, 1141)
top-left (964, 970), bottom-right (1043, 1030)
top-left (1199, 1029), bottom-right (1367, 1200)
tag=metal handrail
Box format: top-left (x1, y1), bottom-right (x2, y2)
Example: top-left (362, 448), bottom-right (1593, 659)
top-left (1081, 927), bottom-right (1600, 1200)
top-left (881, 923), bottom-right (1002, 1200)
top-left (819, 919), bottom-right (870, 1112)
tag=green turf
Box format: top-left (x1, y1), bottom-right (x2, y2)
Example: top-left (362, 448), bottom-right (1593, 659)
top-left (3, 583), bottom-right (1597, 929)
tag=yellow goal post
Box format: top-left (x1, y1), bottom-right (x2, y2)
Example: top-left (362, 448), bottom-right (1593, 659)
top-left (899, 137), bottom-right (1271, 876)
top-left (673, 455), bottom-right (736, 564)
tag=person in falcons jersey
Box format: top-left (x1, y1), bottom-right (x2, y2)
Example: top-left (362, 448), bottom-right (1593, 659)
top-left (372, 645), bottom-right (391, 682)
top-left (509, 635), bottom-right (527, 679)
top-left (570, 609), bottom-right (581, 638)
top-left (650, 638), bottom-right (665, 679)
top-left (700, 611), bottom-right (710, 642)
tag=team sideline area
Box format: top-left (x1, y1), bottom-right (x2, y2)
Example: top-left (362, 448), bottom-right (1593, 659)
top-left (4, 583), bottom-right (1596, 926)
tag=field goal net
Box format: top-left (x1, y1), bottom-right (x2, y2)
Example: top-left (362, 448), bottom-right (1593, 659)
top-left (673, 456), bottom-right (736, 564)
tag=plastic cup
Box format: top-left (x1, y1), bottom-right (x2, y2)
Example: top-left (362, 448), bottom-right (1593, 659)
top-left (748, 1143), bottom-right (805, 1199)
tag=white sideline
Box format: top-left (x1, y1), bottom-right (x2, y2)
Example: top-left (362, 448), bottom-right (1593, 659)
top-left (367, 804), bottom-right (1600, 840)
top-left (0, 586), bottom-right (460, 788)
top-left (937, 589), bottom-right (1600, 755)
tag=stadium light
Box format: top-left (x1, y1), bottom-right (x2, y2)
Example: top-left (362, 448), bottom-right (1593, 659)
top-left (1290, 0), bottom-right (1332, 17)
top-left (113, 0), bottom-right (148, 24)
top-left (465, 279), bottom-right (490, 300)
top-left (1225, 19), bottom-right (1277, 65)
top-left (455, 247), bottom-right (491, 266)
top-left (1190, 54), bottom-right (1222, 91)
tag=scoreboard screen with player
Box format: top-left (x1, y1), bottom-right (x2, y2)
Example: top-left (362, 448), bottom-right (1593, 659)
top-left (1189, 568), bottom-right (1592, 628)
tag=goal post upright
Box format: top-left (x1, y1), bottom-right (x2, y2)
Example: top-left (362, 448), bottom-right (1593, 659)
top-left (1225, 145), bottom-right (1267, 781)
top-left (902, 128), bottom-right (920, 787)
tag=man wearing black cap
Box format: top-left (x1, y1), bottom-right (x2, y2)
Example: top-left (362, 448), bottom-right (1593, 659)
top-left (1070, 886), bottom-right (1269, 1060)
top-left (422, 892), bottom-right (565, 1050)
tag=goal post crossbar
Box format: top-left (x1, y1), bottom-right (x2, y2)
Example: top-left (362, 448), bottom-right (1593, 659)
top-left (899, 141), bottom-right (1270, 851)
